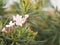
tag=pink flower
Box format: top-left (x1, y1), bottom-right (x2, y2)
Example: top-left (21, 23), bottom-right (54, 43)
top-left (6, 21), bottom-right (15, 27)
top-left (13, 14), bottom-right (23, 26)
top-left (13, 14), bottom-right (22, 21)
top-left (25, 14), bottom-right (29, 19)
top-left (22, 14), bottom-right (29, 23)
top-left (13, 14), bottom-right (29, 26)
top-left (2, 28), bottom-right (7, 33)
top-left (15, 19), bottom-right (23, 26)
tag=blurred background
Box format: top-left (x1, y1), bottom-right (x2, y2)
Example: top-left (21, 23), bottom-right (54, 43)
top-left (0, 0), bottom-right (60, 45)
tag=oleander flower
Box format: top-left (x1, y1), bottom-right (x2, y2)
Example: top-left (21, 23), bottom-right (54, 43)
top-left (15, 19), bottom-right (23, 26)
top-left (6, 21), bottom-right (15, 27)
top-left (25, 14), bottom-right (29, 19)
top-left (13, 14), bottom-right (29, 26)
top-left (13, 14), bottom-right (23, 26)
top-left (13, 14), bottom-right (22, 21)
top-left (22, 14), bottom-right (29, 23)
top-left (2, 28), bottom-right (7, 33)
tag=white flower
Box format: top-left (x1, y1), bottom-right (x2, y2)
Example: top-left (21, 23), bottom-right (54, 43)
top-left (6, 21), bottom-right (15, 27)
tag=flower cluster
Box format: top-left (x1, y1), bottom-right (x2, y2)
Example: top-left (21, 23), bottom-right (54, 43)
top-left (13, 14), bottom-right (29, 26)
top-left (2, 14), bottom-right (29, 33)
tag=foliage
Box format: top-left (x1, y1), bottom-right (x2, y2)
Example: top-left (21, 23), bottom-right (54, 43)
top-left (0, 14), bottom-right (37, 45)
top-left (0, 0), bottom-right (60, 45)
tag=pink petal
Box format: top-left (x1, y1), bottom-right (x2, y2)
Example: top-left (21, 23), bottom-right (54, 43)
top-left (25, 14), bottom-right (29, 19)
top-left (2, 28), bottom-right (7, 33)
top-left (13, 15), bottom-right (16, 21)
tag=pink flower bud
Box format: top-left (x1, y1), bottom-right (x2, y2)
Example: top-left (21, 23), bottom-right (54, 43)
top-left (2, 28), bottom-right (7, 33)
top-left (25, 14), bottom-right (29, 19)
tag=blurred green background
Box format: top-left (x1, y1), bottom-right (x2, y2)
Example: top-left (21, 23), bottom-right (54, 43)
top-left (0, 0), bottom-right (60, 45)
